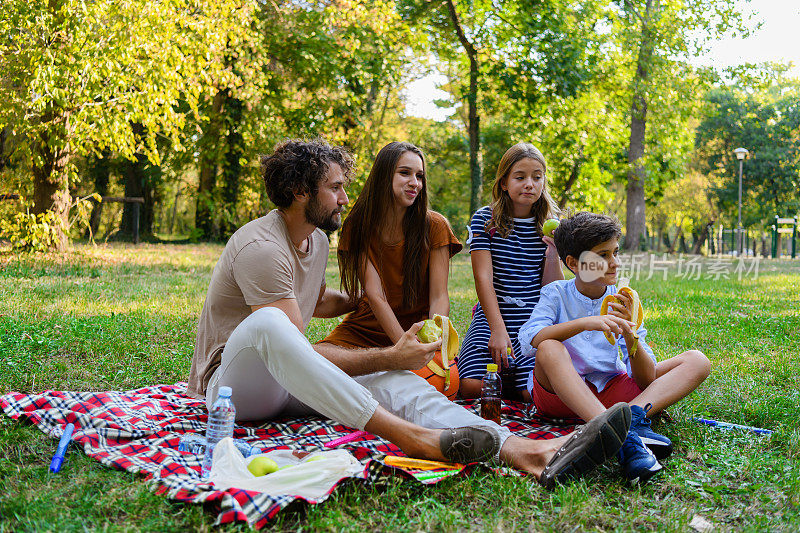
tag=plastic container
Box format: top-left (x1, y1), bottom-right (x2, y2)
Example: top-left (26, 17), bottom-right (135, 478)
top-left (480, 363), bottom-right (502, 425)
top-left (179, 434), bottom-right (260, 457)
top-left (201, 386), bottom-right (236, 479)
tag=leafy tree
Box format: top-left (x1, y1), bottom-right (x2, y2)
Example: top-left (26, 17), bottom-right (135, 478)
top-left (0, 0), bottom-right (245, 248)
top-left (403, 0), bottom-right (603, 216)
top-left (695, 82), bottom-right (800, 225)
top-left (187, 0), bottom-right (422, 239)
top-left (606, 0), bottom-right (752, 250)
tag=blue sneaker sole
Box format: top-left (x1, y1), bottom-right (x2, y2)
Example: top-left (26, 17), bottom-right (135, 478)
top-left (627, 460), bottom-right (663, 485)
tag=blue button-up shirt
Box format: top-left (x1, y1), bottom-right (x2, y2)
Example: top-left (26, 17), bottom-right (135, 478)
top-left (518, 278), bottom-right (656, 392)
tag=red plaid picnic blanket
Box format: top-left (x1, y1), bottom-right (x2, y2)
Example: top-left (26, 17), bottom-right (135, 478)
top-left (0, 383), bottom-right (573, 528)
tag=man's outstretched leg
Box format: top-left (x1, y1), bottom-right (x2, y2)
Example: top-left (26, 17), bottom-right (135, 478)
top-left (209, 307), bottom-right (630, 486)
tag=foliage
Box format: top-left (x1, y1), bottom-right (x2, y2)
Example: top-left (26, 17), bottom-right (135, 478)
top-left (0, 0), bottom-right (254, 246)
top-left (603, 0), bottom-right (753, 248)
top-left (0, 210), bottom-right (65, 252)
top-left (0, 0), bottom-right (792, 253)
top-left (695, 81), bottom-right (800, 225)
top-left (0, 0), bottom-right (245, 161)
top-left (0, 194), bottom-right (100, 252)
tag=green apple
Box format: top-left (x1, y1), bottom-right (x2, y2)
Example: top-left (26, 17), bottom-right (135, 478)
top-left (305, 455), bottom-right (325, 463)
top-left (542, 218), bottom-right (560, 237)
top-left (247, 456), bottom-right (279, 477)
top-left (417, 319), bottom-right (442, 343)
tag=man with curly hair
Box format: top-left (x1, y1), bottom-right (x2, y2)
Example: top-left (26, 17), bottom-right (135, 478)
top-left (187, 139), bottom-right (631, 487)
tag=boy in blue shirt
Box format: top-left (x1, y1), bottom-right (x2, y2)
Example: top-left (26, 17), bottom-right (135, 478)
top-left (518, 212), bottom-right (711, 484)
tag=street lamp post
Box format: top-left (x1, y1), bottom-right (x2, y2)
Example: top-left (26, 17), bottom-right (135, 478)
top-left (733, 147), bottom-right (749, 256)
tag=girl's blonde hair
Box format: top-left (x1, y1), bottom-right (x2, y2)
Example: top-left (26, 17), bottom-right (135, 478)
top-left (485, 143), bottom-right (559, 238)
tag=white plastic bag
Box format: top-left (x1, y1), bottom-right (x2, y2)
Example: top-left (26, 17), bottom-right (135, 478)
top-left (208, 437), bottom-right (364, 499)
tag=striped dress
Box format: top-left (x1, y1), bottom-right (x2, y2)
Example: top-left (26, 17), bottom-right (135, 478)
top-left (458, 206), bottom-right (548, 392)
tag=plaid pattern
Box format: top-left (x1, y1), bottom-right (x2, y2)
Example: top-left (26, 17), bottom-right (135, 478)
top-left (1, 383), bottom-right (573, 528)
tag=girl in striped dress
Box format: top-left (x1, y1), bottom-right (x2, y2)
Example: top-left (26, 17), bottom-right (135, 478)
top-left (457, 143), bottom-right (563, 401)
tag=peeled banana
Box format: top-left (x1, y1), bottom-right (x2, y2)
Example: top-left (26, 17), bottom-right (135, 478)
top-left (599, 280), bottom-right (643, 355)
top-left (419, 315), bottom-right (460, 389)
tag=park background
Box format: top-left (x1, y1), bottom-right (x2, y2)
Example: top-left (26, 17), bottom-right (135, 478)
top-left (1, 1), bottom-right (799, 531)
top-left (1, 0), bottom-right (799, 253)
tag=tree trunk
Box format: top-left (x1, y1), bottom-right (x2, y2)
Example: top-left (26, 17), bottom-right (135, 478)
top-left (119, 157), bottom-right (146, 239)
top-left (445, 0), bottom-right (482, 215)
top-left (691, 221), bottom-right (714, 255)
top-left (219, 95), bottom-right (244, 239)
top-left (142, 161), bottom-right (160, 236)
top-left (0, 126), bottom-right (12, 173)
top-left (667, 228), bottom-right (678, 254)
top-left (87, 149), bottom-right (111, 238)
top-left (678, 231), bottom-right (688, 253)
top-left (558, 153), bottom-right (584, 209)
top-left (195, 89), bottom-right (227, 239)
top-left (624, 97), bottom-right (648, 251)
top-left (115, 123), bottom-right (155, 241)
top-left (623, 0), bottom-right (656, 251)
top-left (660, 226), bottom-right (670, 251)
top-left (31, 119), bottom-right (71, 251)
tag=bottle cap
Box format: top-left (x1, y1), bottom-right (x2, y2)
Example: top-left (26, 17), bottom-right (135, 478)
top-left (218, 386), bottom-right (232, 398)
top-left (487, 363), bottom-right (498, 373)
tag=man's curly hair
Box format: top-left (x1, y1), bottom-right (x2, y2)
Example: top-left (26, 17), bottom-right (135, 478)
top-left (553, 211), bottom-right (622, 263)
top-left (260, 139), bottom-right (354, 208)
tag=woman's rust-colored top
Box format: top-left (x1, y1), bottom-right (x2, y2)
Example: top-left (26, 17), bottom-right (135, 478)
top-left (322, 211), bottom-right (462, 348)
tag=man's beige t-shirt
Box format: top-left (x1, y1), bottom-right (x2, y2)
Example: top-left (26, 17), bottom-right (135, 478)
top-left (187, 210), bottom-right (328, 398)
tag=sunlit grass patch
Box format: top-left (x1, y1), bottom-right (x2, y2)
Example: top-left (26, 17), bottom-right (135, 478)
top-left (1, 243), bottom-right (799, 530)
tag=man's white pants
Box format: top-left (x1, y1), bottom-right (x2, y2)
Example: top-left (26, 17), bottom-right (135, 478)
top-left (206, 307), bottom-right (512, 445)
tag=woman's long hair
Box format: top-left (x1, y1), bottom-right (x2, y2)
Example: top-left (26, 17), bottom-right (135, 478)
top-left (485, 143), bottom-right (559, 238)
top-left (339, 141), bottom-right (430, 309)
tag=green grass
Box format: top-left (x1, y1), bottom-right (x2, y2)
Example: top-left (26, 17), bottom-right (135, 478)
top-left (1, 244), bottom-right (799, 531)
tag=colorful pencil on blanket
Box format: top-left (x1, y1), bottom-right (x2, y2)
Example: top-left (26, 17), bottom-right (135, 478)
top-left (49, 423), bottom-right (75, 473)
top-left (413, 469), bottom-right (461, 481)
top-left (324, 430), bottom-right (368, 448)
top-left (693, 418), bottom-right (773, 435)
top-left (383, 456), bottom-right (464, 471)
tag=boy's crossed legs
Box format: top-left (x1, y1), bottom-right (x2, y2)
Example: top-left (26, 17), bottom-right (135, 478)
top-left (532, 339), bottom-right (710, 482)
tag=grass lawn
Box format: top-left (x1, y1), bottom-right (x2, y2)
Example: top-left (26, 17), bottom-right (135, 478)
top-left (1, 243), bottom-right (799, 531)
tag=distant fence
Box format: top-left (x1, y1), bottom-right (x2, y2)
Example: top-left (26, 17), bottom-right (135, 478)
top-left (709, 226), bottom-right (767, 258)
top-left (708, 218), bottom-right (797, 259)
top-left (771, 216), bottom-right (797, 259)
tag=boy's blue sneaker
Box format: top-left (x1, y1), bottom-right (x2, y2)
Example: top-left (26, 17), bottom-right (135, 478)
top-left (618, 430), bottom-right (662, 484)
top-left (631, 404), bottom-right (673, 460)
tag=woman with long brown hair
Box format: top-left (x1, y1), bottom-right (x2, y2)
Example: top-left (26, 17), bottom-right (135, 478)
top-left (317, 141), bottom-right (461, 367)
top-left (457, 143), bottom-right (563, 401)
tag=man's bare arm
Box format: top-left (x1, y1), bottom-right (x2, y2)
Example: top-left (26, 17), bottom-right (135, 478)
top-left (315, 322), bottom-right (442, 376)
top-left (313, 285), bottom-right (355, 318)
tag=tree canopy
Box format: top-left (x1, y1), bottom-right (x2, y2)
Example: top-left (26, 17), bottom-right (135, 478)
top-left (1, 0), bottom-right (796, 253)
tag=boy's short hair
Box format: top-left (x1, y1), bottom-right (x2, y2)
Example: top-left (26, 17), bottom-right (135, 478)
top-left (260, 139), bottom-right (354, 208)
top-left (553, 212), bottom-right (622, 262)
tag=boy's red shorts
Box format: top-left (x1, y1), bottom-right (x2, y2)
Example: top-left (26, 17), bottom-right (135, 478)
top-left (531, 372), bottom-right (642, 419)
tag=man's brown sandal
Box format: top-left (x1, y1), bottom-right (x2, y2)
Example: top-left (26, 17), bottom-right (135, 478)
top-left (439, 425), bottom-right (502, 464)
top-left (538, 402), bottom-right (631, 490)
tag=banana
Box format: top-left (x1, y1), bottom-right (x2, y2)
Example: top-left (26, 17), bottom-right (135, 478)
top-left (424, 314), bottom-right (460, 389)
top-left (600, 279), bottom-right (644, 355)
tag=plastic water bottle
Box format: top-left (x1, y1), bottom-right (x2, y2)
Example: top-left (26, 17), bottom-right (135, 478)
top-left (480, 363), bottom-right (502, 425)
top-left (201, 386), bottom-right (236, 479)
top-left (179, 433), bottom-right (260, 457)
